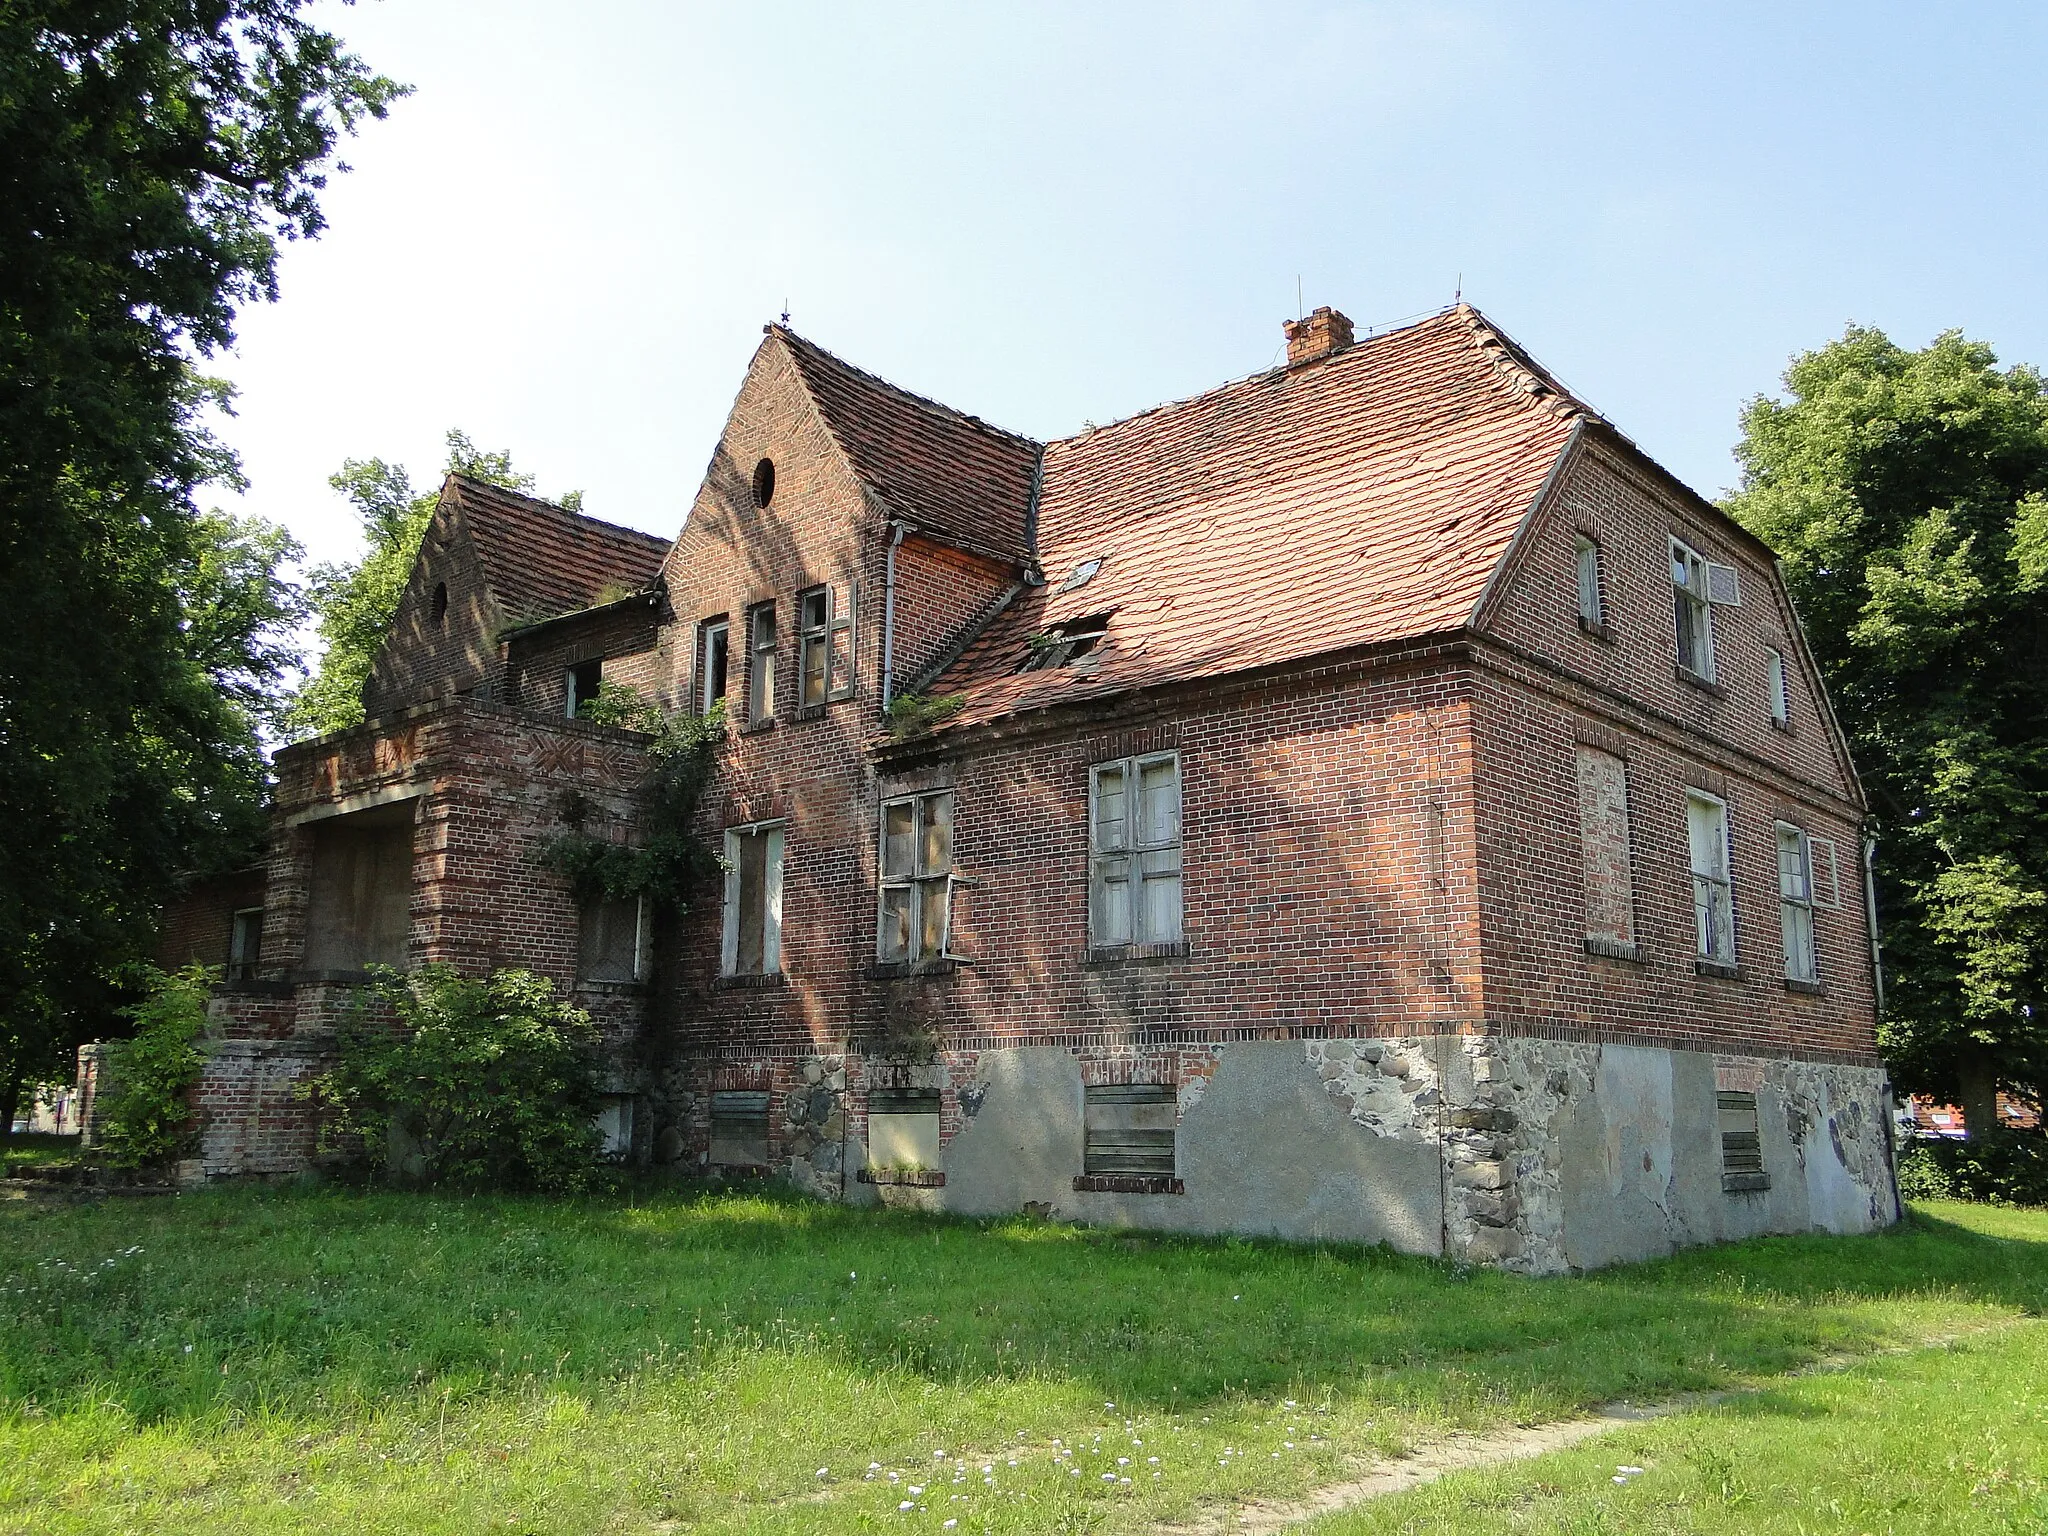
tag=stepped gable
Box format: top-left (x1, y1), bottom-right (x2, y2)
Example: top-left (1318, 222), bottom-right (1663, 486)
top-left (922, 305), bottom-right (1598, 732)
top-left (774, 326), bottom-right (1043, 566)
top-left (447, 475), bottom-right (671, 626)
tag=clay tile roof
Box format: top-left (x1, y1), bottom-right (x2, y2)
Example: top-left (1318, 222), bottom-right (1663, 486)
top-left (447, 475), bottom-right (671, 626)
top-left (774, 327), bottom-right (1042, 565)
top-left (925, 305), bottom-right (1594, 732)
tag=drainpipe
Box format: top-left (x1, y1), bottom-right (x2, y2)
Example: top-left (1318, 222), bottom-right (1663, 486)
top-left (1863, 831), bottom-right (1885, 1016)
top-left (880, 520), bottom-right (908, 709)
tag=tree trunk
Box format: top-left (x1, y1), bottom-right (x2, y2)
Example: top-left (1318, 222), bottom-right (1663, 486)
top-left (1956, 1052), bottom-right (2001, 1139)
top-left (0, 1068), bottom-right (21, 1146)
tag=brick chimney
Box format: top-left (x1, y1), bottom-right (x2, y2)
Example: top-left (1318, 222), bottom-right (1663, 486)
top-left (1283, 306), bottom-right (1355, 368)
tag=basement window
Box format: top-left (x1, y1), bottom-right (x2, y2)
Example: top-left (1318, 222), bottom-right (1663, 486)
top-left (710, 1090), bottom-right (770, 1167)
top-left (1018, 613), bottom-right (1110, 672)
top-left (867, 1087), bottom-right (941, 1172)
top-left (596, 1095), bottom-right (635, 1159)
top-left (1083, 1083), bottom-right (1177, 1181)
top-left (227, 907), bottom-right (263, 982)
top-left (566, 658), bottom-right (602, 718)
top-left (1718, 1090), bottom-right (1770, 1192)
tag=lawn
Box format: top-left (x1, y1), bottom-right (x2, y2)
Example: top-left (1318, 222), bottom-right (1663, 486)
top-left (1, 1186), bottom-right (2043, 1535)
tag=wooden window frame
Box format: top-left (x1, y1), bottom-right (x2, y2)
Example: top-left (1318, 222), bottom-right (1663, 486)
top-left (877, 789), bottom-right (955, 966)
top-left (1765, 646), bottom-right (1790, 725)
top-left (696, 616), bottom-right (730, 716)
top-left (720, 820), bottom-right (785, 977)
top-left (1089, 752), bottom-right (1184, 951)
top-left (745, 601), bottom-right (777, 725)
top-left (1686, 790), bottom-right (1736, 964)
top-left (1574, 533), bottom-right (1605, 630)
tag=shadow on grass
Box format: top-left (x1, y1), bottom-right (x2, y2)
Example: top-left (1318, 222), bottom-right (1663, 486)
top-left (2, 1185), bottom-right (2041, 1428)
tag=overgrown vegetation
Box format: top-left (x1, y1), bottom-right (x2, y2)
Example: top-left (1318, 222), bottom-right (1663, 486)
top-left (0, 1194), bottom-right (2040, 1533)
top-left (93, 966), bottom-right (212, 1169)
top-left (536, 689), bottom-right (725, 909)
top-left (885, 690), bottom-right (966, 741)
top-left (1897, 1130), bottom-right (2048, 1208)
top-left (312, 967), bottom-right (605, 1192)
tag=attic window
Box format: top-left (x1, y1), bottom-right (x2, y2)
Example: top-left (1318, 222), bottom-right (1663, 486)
top-left (752, 458), bottom-right (776, 509)
top-left (431, 581), bottom-right (449, 631)
top-left (1018, 614), bottom-right (1109, 672)
top-left (1059, 557), bottom-right (1104, 593)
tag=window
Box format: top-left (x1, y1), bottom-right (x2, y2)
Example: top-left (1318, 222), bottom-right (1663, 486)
top-left (1766, 647), bottom-right (1790, 725)
top-left (709, 1089), bottom-right (769, 1165)
top-left (745, 602), bottom-right (776, 724)
top-left (1574, 535), bottom-right (1604, 629)
top-left (1776, 821), bottom-right (1841, 984)
top-left (431, 581), bottom-right (449, 631)
top-left (1686, 791), bottom-right (1735, 965)
top-left (795, 585), bottom-right (856, 707)
top-left (1671, 537), bottom-right (1741, 682)
top-left (1575, 746), bottom-right (1635, 952)
top-left (878, 790), bottom-right (953, 965)
top-left (565, 658), bottom-right (602, 718)
top-left (751, 457), bottom-right (775, 509)
top-left (304, 804), bottom-right (413, 971)
top-left (1090, 753), bottom-right (1183, 950)
top-left (696, 617), bottom-right (730, 715)
top-left (867, 1088), bottom-right (940, 1171)
top-left (227, 907), bottom-right (263, 982)
top-left (1718, 1090), bottom-right (1769, 1192)
top-left (579, 895), bottom-right (648, 983)
top-left (1018, 613), bottom-right (1111, 672)
top-left (721, 821), bottom-right (784, 976)
top-left (595, 1095), bottom-right (635, 1158)
top-left (1084, 1083), bottom-right (1176, 1176)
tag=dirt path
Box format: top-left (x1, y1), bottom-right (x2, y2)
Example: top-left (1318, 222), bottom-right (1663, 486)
top-left (1151, 1323), bottom-right (2027, 1535)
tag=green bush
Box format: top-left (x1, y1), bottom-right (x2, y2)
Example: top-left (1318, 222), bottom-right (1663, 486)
top-left (314, 966), bottom-right (606, 1192)
top-left (96, 965), bottom-right (212, 1168)
top-left (1897, 1130), bottom-right (2048, 1208)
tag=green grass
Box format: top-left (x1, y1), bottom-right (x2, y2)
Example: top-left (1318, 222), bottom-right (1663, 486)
top-left (0, 1133), bottom-right (83, 1174)
top-left (1, 1190), bottom-right (2043, 1534)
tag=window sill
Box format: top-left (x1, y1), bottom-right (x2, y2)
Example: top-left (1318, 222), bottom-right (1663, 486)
top-left (865, 958), bottom-right (961, 980)
top-left (792, 703), bottom-right (827, 723)
top-left (573, 978), bottom-right (650, 996)
top-left (1577, 616), bottom-right (1612, 643)
top-left (1783, 977), bottom-right (1826, 996)
top-left (740, 718), bottom-right (776, 735)
top-left (1769, 716), bottom-right (1794, 734)
top-left (1721, 1172), bottom-right (1771, 1194)
top-left (1085, 941), bottom-right (1190, 966)
top-left (289, 968), bottom-right (402, 986)
top-left (1694, 958), bottom-right (1742, 980)
top-left (1073, 1174), bottom-right (1184, 1195)
top-left (858, 1168), bottom-right (946, 1188)
top-left (712, 972), bottom-right (788, 991)
top-left (1674, 664), bottom-right (1726, 697)
top-left (1583, 936), bottom-right (1643, 963)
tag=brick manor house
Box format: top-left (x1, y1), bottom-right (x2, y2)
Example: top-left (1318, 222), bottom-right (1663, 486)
top-left (151, 304), bottom-right (1899, 1271)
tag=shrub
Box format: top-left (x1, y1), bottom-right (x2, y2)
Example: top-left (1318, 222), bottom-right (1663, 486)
top-left (96, 965), bottom-right (212, 1168)
top-left (314, 966), bottom-right (606, 1192)
top-left (885, 691), bottom-right (965, 741)
top-left (1897, 1130), bottom-right (2048, 1208)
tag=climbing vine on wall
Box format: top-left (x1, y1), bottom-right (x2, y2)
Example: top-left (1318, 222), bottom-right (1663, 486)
top-left (534, 686), bottom-right (725, 910)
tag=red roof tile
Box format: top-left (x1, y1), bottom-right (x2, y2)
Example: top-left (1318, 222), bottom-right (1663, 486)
top-left (774, 328), bottom-right (1042, 565)
top-left (923, 306), bottom-right (1591, 731)
top-left (446, 475), bottom-right (671, 626)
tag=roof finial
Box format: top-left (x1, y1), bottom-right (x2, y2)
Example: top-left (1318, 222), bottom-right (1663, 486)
top-left (1454, 273), bottom-right (1462, 305)
top-left (781, 298), bottom-right (791, 327)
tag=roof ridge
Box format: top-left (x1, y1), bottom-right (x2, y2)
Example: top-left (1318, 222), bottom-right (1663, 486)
top-left (769, 325), bottom-right (1042, 450)
top-left (1449, 303), bottom-right (1598, 425)
top-left (446, 472), bottom-right (670, 548)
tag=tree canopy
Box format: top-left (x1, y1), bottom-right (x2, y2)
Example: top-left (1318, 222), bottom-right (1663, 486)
top-left (0, 1), bottom-right (400, 1130)
top-left (1725, 326), bottom-right (2048, 1133)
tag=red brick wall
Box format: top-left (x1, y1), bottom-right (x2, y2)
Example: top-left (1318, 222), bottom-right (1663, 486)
top-left (362, 510), bottom-right (504, 716)
top-left (157, 867), bottom-right (265, 971)
top-left (505, 602), bottom-right (665, 717)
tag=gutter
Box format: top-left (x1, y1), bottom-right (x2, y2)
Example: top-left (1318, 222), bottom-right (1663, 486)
top-left (880, 520), bottom-right (910, 709)
top-left (1864, 833), bottom-right (1886, 1016)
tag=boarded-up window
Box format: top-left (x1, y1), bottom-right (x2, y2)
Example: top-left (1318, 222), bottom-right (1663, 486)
top-left (709, 1090), bottom-right (769, 1166)
top-left (867, 1087), bottom-right (940, 1171)
top-left (721, 822), bottom-right (784, 976)
top-left (579, 896), bottom-right (647, 982)
top-left (1718, 1090), bottom-right (1769, 1192)
top-left (596, 1094), bottom-right (635, 1158)
top-left (1575, 745), bottom-right (1635, 949)
top-left (304, 805), bottom-right (413, 971)
top-left (1084, 1084), bottom-right (1176, 1177)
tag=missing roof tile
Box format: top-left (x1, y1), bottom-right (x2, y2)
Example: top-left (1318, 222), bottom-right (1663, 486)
top-left (1017, 613), bottom-right (1110, 672)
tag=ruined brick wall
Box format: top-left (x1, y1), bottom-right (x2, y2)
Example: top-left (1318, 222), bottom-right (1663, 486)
top-left (889, 534), bottom-right (1020, 694)
top-left (157, 867), bottom-right (265, 971)
top-left (1470, 442), bottom-right (1878, 1063)
top-left (505, 601), bottom-right (666, 717)
top-left (362, 512), bottom-right (503, 715)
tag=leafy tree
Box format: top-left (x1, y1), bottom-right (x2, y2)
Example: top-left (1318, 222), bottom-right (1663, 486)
top-left (1725, 326), bottom-right (2048, 1134)
top-left (289, 431), bottom-right (579, 737)
top-left (95, 966), bottom-right (213, 1169)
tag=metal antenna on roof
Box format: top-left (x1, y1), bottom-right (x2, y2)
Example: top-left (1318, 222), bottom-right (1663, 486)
top-left (1454, 273), bottom-right (1462, 304)
top-left (1296, 275), bottom-right (1303, 322)
top-left (781, 299), bottom-right (791, 326)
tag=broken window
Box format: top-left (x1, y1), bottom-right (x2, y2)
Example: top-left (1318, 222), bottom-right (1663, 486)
top-left (565, 658), bottom-right (602, 718)
top-left (867, 1087), bottom-right (940, 1171)
top-left (877, 790), bottom-right (953, 965)
top-left (1575, 746), bottom-right (1635, 951)
top-left (1089, 753), bottom-right (1182, 950)
top-left (1718, 1090), bottom-right (1769, 1192)
top-left (431, 581), bottom-right (449, 632)
top-left (795, 585), bottom-right (855, 706)
top-left (595, 1094), bottom-right (635, 1159)
top-left (227, 907), bottom-right (263, 982)
top-left (1686, 791), bottom-right (1735, 964)
top-left (1671, 536), bottom-right (1740, 682)
top-left (579, 895), bottom-right (648, 983)
top-left (696, 617), bottom-right (729, 715)
top-left (304, 804), bottom-right (414, 971)
top-left (1776, 822), bottom-right (1840, 983)
top-left (721, 821), bottom-right (784, 976)
top-left (1019, 613), bottom-right (1110, 672)
top-left (1574, 534), bottom-right (1604, 629)
top-left (709, 1089), bottom-right (769, 1166)
top-left (746, 602), bottom-right (776, 724)
top-left (1084, 1084), bottom-right (1176, 1177)
top-left (1766, 646), bottom-right (1790, 725)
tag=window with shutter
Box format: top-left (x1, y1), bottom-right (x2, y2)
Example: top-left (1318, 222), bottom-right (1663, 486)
top-left (1718, 1090), bottom-right (1770, 1192)
top-left (1089, 753), bottom-right (1183, 953)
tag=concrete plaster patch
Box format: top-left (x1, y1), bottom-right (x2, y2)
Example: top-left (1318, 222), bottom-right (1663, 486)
top-left (939, 1046), bottom-right (1085, 1218)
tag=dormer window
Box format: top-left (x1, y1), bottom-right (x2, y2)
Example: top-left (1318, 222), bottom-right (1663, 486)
top-left (1018, 614), bottom-right (1110, 672)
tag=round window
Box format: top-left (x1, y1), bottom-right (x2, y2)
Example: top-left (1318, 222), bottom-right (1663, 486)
top-left (751, 457), bottom-right (776, 509)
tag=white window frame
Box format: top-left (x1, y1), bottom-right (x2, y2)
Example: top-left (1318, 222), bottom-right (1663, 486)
top-left (1671, 537), bottom-right (1717, 681)
top-left (1765, 646), bottom-right (1790, 725)
top-left (745, 601), bottom-right (776, 724)
top-left (1775, 821), bottom-right (1819, 982)
top-left (696, 617), bottom-right (730, 716)
top-left (1089, 751), bottom-right (1184, 950)
top-left (1574, 533), bottom-right (1604, 629)
top-left (720, 820), bottom-right (785, 976)
top-left (1686, 790), bottom-right (1736, 963)
top-left (877, 790), bottom-right (955, 965)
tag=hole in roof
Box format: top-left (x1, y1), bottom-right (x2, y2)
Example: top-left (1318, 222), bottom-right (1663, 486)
top-left (751, 458), bottom-right (776, 509)
top-left (1017, 614), bottom-right (1110, 673)
top-left (1059, 557), bottom-right (1104, 593)
top-left (431, 581), bottom-right (448, 631)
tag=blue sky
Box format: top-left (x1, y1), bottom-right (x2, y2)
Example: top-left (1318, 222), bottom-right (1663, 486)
top-left (218, 2), bottom-right (2048, 564)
